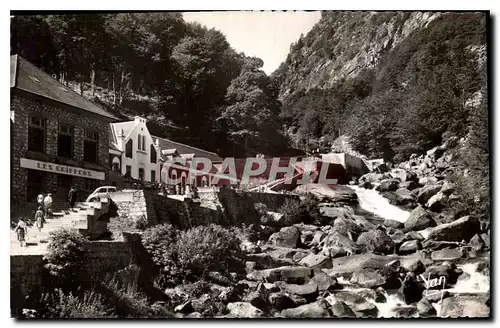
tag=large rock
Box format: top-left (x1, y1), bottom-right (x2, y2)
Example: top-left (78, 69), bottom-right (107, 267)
top-left (375, 179), bottom-right (400, 192)
top-left (325, 253), bottom-right (399, 276)
top-left (399, 240), bottom-right (422, 254)
top-left (349, 269), bottom-right (386, 288)
top-left (469, 234), bottom-right (486, 251)
top-left (279, 301), bottom-right (332, 318)
top-left (421, 263), bottom-right (462, 285)
top-left (268, 293), bottom-right (295, 311)
top-left (356, 229), bottom-right (395, 254)
top-left (422, 240), bottom-right (460, 251)
top-left (404, 231), bottom-right (424, 242)
top-left (299, 254), bottom-right (332, 269)
top-left (417, 297), bottom-right (437, 317)
top-left (418, 176), bottom-right (439, 186)
top-left (426, 192), bottom-right (447, 211)
top-left (400, 180), bottom-right (419, 190)
top-left (309, 271), bottom-right (340, 291)
top-left (227, 302), bottom-right (264, 318)
top-left (276, 282), bottom-right (318, 302)
top-left (440, 181), bottom-right (455, 195)
top-left (360, 172), bottom-right (384, 183)
top-left (246, 266), bottom-right (313, 284)
top-left (384, 219), bottom-right (404, 229)
top-left (417, 185), bottom-right (442, 204)
top-left (310, 230), bottom-right (327, 247)
top-left (404, 206), bottom-right (437, 231)
top-left (332, 216), bottom-right (363, 235)
top-left (440, 295), bottom-right (490, 318)
top-left (398, 273), bottom-right (424, 304)
top-left (320, 231), bottom-right (360, 255)
top-left (268, 227), bottom-right (301, 248)
top-left (395, 188), bottom-right (415, 203)
top-left (243, 283), bottom-right (270, 312)
top-left (330, 301), bottom-right (356, 318)
top-left (390, 230), bottom-right (406, 245)
top-left (430, 248), bottom-right (464, 261)
top-left (327, 292), bottom-right (378, 317)
top-left (390, 169), bottom-right (417, 183)
top-left (321, 246), bottom-right (348, 258)
top-left (426, 216), bottom-right (481, 242)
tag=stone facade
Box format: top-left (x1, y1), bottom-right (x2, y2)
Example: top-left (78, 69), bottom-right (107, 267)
top-left (11, 90), bottom-right (114, 205)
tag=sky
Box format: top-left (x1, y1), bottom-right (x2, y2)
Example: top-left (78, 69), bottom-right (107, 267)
top-left (183, 11), bottom-right (322, 75)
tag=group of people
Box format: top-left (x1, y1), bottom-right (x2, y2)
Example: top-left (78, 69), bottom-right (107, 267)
top-left (14, 186), bottom-right (78, 248)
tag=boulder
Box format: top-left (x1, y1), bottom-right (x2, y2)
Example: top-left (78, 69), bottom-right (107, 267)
top-left (417, 185), bottom-right (442, 204)
top-left (398, 273), bottom-right (424, 304)
top-left (401, 259), bottom-right (426, 274)
top-left (422, 240), bottom-right (460, 251)
top-left (440, 295), bottom-right (490, 318)
top-left (320, 231), bottom-right (361, 255)
top-left (430, 248), bottom-right (464, 261)
top-left (404, 206), bottom-right (437, 231)
top-left (300, 231), bottom-right (315, 247)
top-left (417, 298), bottom-right (437, 317)
top-left (390, 230), bottom-right (406, 245)
top-left (399, 180), bottom-right (419, 190)
top-left (321, 246), bottom-right (348, 258)
top-left (395, 188), bottom-right (415, 203)
top-left (246, 266), bottom-right (313, 284)
top-left (404, 231), bottom-right (424, 242)
top-left (268, 226), bottom-right (301, 248)
top-left (426, 192), bottom-right (447, 211)
top-left (390, 169), bottom-right (417, 183)
top-left (324, 253), bottom-right (399, 276)
top-left (480, 233), bottom-right (490, 249)
top-left (309, 271), bottom-right (340, 291)
top-left (383, 219), bottom-right (404, 229)
top-left (299, 254), bottom-right (332, 269)
top-left (418, 176), bottom-right (439, 186)
top-left (440, 181), bottom-right (455, 195)
top-left (390, 306), bottom-right (418, 317)
top-left (279, 300), bottom-right (332, 318)
top-left (292, 251), bottom-right (310, 263)
top-left (359, 181), bottom-right (374, 189)
top-left (327, 292), bottom-right (378, 317)
top-left (356, 229), bottom-right (395, 254)
top-left (330, 301), bottom-right (357, 318)
top-left (375, 179), bottom-right (400, 192)
top-left (268, 293), bottom-right (295, 311)
top-left (276, 282), bottom-right (318, 302)
top-left (424, 290), bottom-right (450, 303)
top-left (421, 263), bottom-right (461, 285)
top-left (243, 283), bottom-right (270, 312)
top-left (399, 240), bottom-right (422, 254)
top-left (310, 230), bottom-right (327, 247)
top-left (227, 302), bottom-right (264, 318)
top-left (360, 172), bottom-right (384, 183)
top-left (349, 269), bottom-right (386, 288)
top-left (469, 234), bottom-right (486, 251)
top-left (174, 301), bottom-right (194, 314)
top-left (426, 216), bottom-right (481, 242)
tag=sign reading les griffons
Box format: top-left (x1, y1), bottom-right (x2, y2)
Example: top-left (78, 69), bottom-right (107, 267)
top-left (20, 158), bottom-right (105, 180)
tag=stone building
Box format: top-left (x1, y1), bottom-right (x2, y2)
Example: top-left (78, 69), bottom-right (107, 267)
top-left (11, 55), bottom-right (119, 204)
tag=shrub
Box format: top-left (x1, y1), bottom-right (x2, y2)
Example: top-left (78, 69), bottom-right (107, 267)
top-left (279, 194), bottom-right (323, 225)
top-left (141, 224), bottom-right (181, 286)
top-left (43, 229), bottom-right (89, 287)
top-left (176, 224), bottom-right (242, 279)
top-left (135, 215), bottom-right (148, 230)
top-left (43, 288), bottom-right (113, 318)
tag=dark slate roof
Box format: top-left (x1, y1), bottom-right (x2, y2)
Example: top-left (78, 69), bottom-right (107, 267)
top-left (10, 55), bottom-right (118, 120)
top-left (152, 135), bottom-right (223, 163)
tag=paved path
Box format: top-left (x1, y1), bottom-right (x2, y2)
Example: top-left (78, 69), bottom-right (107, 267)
top-left (10, 203), bottom-right (90, 255)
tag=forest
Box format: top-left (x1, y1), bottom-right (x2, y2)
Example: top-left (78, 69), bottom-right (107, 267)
top-left (11, 13), bottom-right (289, 157)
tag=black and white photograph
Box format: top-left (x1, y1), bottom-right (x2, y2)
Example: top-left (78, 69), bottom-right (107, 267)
top-left (9, 9), bottom-right (490, 319)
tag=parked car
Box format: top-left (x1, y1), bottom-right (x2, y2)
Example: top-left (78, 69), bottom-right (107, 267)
top-left (86, 186), bottom-right (118, 202)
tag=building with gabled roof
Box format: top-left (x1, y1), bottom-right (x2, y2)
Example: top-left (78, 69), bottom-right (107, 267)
top-left (11, 55), bottom-right (118, 204)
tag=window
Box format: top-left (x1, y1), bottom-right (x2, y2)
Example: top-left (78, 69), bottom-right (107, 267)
top-left (28, 116), bottom-right (46, 153)
top-left (151, 170), bottom-right (156, 183)
top-left (84, 178), bottom-right (100, 191)
top-left (125, 139), bottom-right (133, 158)
top-left (84, 130), bottom-right (99, 163)
top-left (58, 123), bottom-right (74, 158)
top-left (125, 165), bottom-right (132, 177)
top-left (138, 168), bottom-right (144, 181)
top-left (142, 135), bottom-right (146, 150)
top-left (150, 144), bottom-right (157, 163)
top-left (111, 157), bottom-right (120, 172)
top-left (137, 134), bottom-right (141, 151)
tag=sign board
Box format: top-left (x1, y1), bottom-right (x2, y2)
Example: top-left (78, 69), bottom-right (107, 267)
top-left (20, 158), bottom-right (105, 181)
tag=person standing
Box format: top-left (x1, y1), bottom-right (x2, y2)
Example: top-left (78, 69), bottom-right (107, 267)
top-left (43, 193), bottom-right (53, 221)
top-left (68, 186), bottom-right (77, 211)
top-left (15, 219), bottom-right (28, 247)
top-left (37, 193), bottom-right (44, 217)
top-left (35, 206), bottom-right (44, 233)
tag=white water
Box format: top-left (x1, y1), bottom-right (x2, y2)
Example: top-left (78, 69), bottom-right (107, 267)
top-left (350, 186), bottom-right (410, 223)
top-left (448, 262), bottom-right (490, 294)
